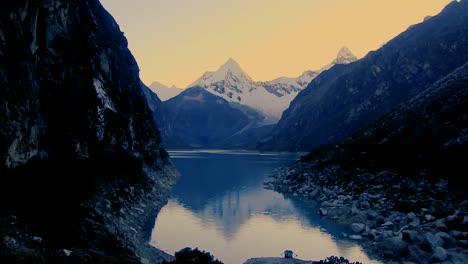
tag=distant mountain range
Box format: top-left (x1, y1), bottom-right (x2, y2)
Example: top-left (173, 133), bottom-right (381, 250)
top-left (147, 48), bottom-right (357, 149)
top-left (148, 81), bottom-right (183, 101)
top-left (148, 1), bottom-right (468, 153)
top-left (150, 47), bottom-right (357, 122)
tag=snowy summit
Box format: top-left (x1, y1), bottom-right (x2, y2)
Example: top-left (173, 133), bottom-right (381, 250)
top-left (185, 47), bottom-right (358, 121)
top-left (333, 46), bottom-right (358, 65)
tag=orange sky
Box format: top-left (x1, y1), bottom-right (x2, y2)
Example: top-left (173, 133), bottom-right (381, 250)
top-left (100, 0), bottom-right (452, 88)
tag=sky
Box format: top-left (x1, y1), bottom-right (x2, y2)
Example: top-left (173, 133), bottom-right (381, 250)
top-left (100, 0), bottom-right (452, 88)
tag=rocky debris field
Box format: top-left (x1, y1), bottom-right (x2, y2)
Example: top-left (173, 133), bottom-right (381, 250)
top-left (244, 256), bottom-right (362, 264)
top-left (265, 161), bottom-right (468, 264)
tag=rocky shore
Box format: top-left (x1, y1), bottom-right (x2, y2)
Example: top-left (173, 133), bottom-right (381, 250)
top-left (265, 161), bottom-right (468, 263)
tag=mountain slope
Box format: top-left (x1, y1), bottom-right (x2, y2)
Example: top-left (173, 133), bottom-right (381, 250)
top-left (268, 61), bottom-right (468, 264)
top-left (0, 0), bottom-right (176, 263)
top-left (155, 87), bottom-right (265, 148)
top-left (339, 62), bottom-right (468, 182)
top-left (260, 0), bottom-right (468, 151)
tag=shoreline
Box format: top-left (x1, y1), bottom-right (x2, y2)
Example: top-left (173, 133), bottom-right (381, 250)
top-left (265, 162), bottom-right (468, 264)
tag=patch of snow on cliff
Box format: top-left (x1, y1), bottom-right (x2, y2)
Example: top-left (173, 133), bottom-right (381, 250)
top-left (94, 78), bottom-right (116, 112)
top-left (94, 78), bottom-right (116, 141)
top-left (30, 10), bottom-right (39, 55)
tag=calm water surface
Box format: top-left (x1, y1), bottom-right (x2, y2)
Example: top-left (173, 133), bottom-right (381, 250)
top-left (150, 150), bottom-right (381, 264)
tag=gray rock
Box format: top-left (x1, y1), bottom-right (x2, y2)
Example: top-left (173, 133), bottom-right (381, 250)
top-left (309, 188), bottom-right (319, 198)
top-left (381, 221), bottom-right (394, 229)
top-left (425, 214), bottom-right (436, 222)
top-left (350, 205), bottom-right (360, 215)
top-left (450, 230), bottom-right (464, 239)
top-left (429, 246), bottom-right (447, 262)
top-left (380, 236), bottom-right (409, 256)
top-left (359, 200), bottom-right (370, 209)
top-left (350, 223), bottom-right (366, 233)
top-left (319, 208), bottom-right (328, 216)
top-left (32, 237), bottom-right (43, 243)
top-left (457, 240), bottom-right (468, 249)
top-left (423, 233), bottom-right (444, 251)
top-left (408, 219), bottom-right (421, 229)
top-left (436, 232), bottom-right (451, 241)
top-left (408, 245), bottom-right (429, 263)
top-left (402, 230), bottom-right (420, 243)
top-left (462, 216), bottom-right (468, 225)
top-left (407, 212), bottom-right (418, 220)
top-left (367, 211), bottom-right (378, 220)
top-left (382, 230), bottom-right (394, 238)
top-left (435, 220), bottom-right (448, 232)
top-left (446, 215), bottom-right (458, 223)
top-left (349, 235), bottom-right (362, 240)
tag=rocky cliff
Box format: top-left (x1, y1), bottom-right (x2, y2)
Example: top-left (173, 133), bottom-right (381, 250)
top-left (153, 86), bottom-right (265, 149)
top-left (260, 0), bottom-right (468, 151)
top-left (0, 0), bottom-right (176, 263)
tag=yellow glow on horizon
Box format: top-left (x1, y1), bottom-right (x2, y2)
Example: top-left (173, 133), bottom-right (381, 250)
top-left (100, 0), bottom-right (452, 88)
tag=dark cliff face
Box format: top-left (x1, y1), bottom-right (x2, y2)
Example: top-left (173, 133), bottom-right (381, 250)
top-left (338, 62), bottom-right (468, 185)
top-left (300, 62), bottom-right (468, 183)
top-left (0, 0), bottom-right (176, 263)
top-left (261, 0), bottom-right (468, 151)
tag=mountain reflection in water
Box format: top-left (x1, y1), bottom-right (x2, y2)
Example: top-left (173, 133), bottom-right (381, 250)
top-left (150, 150), bottom-right (381, 264)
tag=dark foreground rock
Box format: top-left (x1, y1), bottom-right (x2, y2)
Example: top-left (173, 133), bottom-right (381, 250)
top-left (0, 0), bottom-right (177, 263)
top-left (244, 256), bottom-right (362, 264)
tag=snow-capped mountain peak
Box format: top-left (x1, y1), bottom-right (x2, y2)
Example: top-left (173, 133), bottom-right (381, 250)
top-left (186, 48), bottom-right (358, 121)
top-left (218, 58), bottom-right (248, 76)
top-left (190, 58), bottom-right (254, 89)
top-left (320, 46), bottom-right (358, 72)
top-left (333, 46), bottom-right (358, 65)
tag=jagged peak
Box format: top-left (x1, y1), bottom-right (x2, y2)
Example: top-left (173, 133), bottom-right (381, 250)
top-left (218, 57), bottom-right (244, 74)
top-left (149, 81), bottom-right (168, 89)
top-left (188, 58), bottom-right (253, 88)
top-left (333, 46), bottom-right (358, 65)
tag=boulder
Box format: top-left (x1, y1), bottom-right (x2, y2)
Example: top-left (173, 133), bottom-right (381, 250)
top-left (462, 216), bottom-right (468, 226)
top-left (429, 246), bottom-right (447, 262)
top-left (407, 212), bottom-right (418, 220)
top-left (319, 208), bottom-right (328, 216)
top-left (408, 245), bottom-right (429, 263)
top-left (450, 230), bottom-right (464, 239)
top-left (349, 235), bottom-right (362, 240)
top-left (380, 236), bottom-right (409, 256)
top-left (408, 219), bottom-right (421, 229)
top-left (435, 220), bottom-right (448, 232)
top-left (402, 230), bottom-right (420, 243)
top-left (381, 221), bottom-right (394, 229)
top-left (423, 233), bottom-right (444, 251)
top-left (425, 214), bottom-right (436, 222)
top-left (350, 223), bottom-right (366, 233)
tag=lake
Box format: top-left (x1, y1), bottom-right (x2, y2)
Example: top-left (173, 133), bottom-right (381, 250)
top-left (150, 150), bottom-right (381, 264)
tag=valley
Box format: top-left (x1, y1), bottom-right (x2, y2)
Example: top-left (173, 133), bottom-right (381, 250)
top-left (1, 1), bottom-right (468, 264)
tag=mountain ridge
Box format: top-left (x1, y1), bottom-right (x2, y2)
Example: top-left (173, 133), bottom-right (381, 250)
top-left (149, 81), bottom-right (183, 101)
top-left (259, 0), bottom-right (468, 151)
top-left (187, 47), bottom-right (357, 121)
